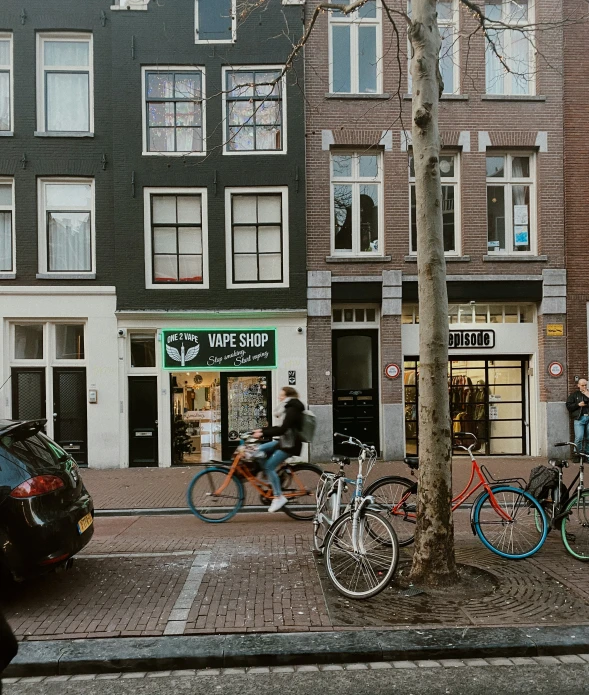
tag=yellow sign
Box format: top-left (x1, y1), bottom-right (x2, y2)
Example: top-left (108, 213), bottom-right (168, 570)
top-left (547, 324), bottom-right (564, 337)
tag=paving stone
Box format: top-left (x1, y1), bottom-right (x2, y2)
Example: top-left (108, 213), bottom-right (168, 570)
top-left (439, 659), bottom-right (466, 668)
top-left (147, 671), bottom-right (173, 677)
top-left (95, 674), bottom-right (121, 680)
top-left (486, 658), bottom-right (514, 666)
top-left (345, 663), bottom-right (369, 670)
top-left (271, 666), bottom-right (296, 673)
top-left (197, 669), bottom-right (221, 676)
top-left (171, 670), bottom-right (197, 676)
top-left (320, 664), bottom-right (344, 671)
top-left (222, 668), bottom-right (247, 675)
top-left (392, 661), bottom-right (418, 669)
top-left (120, 672), bottom-right (147, 679)
top-left (295, 665), bottom-right (320, 672)
top-left (368, 662), bottom-right (393, 669)
top-left (557, 655), bottom-right (586, 664)
top-left (463, 659), bottom-right (491, 667)
top-left (533, 656), bottom-right (561, 665)
top-left (70, 674), bottom-right (99, 681)
top-left (509, 657), bottom-right (538, 666)
top-left (248, 667), bottom-right (271, 674)
top-left (415, 660), bottom-right (443, 668)
top-left (43, 676), bottom-right (71, 682)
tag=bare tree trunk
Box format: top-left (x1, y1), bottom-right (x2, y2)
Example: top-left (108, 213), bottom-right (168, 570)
top-left (408, 0), bottom-right (458, 586)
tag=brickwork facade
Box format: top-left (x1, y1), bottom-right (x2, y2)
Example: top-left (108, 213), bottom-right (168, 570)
top-left (304, 0), bottom-right (569, 459)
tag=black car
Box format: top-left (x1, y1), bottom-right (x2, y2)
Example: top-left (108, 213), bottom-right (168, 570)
top-left (0, 419), bottom-right (94, 581)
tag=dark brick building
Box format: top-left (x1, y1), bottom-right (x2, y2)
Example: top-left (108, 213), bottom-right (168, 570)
top-left (304, 0), bottom-right (568, 461)
top-left (0, 0), bottom-right (307, 468)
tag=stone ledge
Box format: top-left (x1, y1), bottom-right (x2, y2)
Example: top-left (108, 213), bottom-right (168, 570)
top-left (326, 256), bottom-right (391, 263)
top-left (404, 256), bottom-right (471, 263)
top-left (481, 95), bottom-right (546, 102)
top-left (325, 93), bottom-right (391, 100)
top-left (483, 255), bottom-right (548, 262)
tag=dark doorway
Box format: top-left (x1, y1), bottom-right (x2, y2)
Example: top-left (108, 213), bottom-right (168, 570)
top-left (53, 368), bottom-right (88, 466)
top-left (11, 368), bottom-right (46, 422)
top-left (129, 376), bottom-right (158, 467)
top-left (220, 372), bottom-right (271, 460)
top-left (332, 329), bottom-right (380, 455)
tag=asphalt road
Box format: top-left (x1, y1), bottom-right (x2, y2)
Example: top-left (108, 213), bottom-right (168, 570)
top-left (5, 663), bottom-right (589, 695)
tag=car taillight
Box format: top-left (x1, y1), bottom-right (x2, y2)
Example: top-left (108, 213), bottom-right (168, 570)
top-left (10, 475), bottom-right (65, 498)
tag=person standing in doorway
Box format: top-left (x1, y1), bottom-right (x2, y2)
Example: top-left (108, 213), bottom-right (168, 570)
top-left (566, 378), bottom-right (589, 461)
top-left (253, 386), bottom-right (304, 513)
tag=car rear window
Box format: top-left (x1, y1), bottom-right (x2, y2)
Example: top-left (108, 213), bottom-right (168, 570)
top-left (0, 431), bottom-right (66, 471)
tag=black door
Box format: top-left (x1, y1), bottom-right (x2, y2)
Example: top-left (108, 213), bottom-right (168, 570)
top-left (53, 368), bottom-right (88, 466)
top-left (11, 368), bottom-right (46, 422)
top-left (220, 372), bottom-right (271, 460)
top-left (129, 376), bottom-right (158, 467)
top-left (333, 330), bottom-right (380, 455)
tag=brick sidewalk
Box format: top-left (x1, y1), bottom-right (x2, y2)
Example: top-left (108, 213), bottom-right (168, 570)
top-left (4, 509), bottom-right (589, 642)
top-left (83, 457), bottom-right (552, 510)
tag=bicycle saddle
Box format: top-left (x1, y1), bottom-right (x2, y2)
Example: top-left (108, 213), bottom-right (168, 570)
top-left (331, 456), bottom-right (351, 465)
top-left (404, 457), bottom-right (419, 470)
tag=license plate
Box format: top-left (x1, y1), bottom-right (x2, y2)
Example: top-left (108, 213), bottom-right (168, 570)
top-left (77, 513), bottom-right (93, 534)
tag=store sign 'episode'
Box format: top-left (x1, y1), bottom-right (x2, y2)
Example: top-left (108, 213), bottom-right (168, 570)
top-left (163, 329), bottom-right (277, 370)
top-left (448, 330), bottom-right (495, 349)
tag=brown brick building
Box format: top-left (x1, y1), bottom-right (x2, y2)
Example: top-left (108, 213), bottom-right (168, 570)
top-left (304, 0), bottom-right (569, 461)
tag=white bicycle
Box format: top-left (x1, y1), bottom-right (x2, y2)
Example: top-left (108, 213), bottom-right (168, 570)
top-left (314, 433), bottom-right (399, 600)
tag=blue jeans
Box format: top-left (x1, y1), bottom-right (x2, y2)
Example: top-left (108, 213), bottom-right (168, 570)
top-left (257, 440), bottom-right (289, 497)
top-left (574, 415), bottom-right (589, 455)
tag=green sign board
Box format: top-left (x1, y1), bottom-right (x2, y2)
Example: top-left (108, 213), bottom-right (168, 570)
top-left (162, 328), bottom-right (277, 370)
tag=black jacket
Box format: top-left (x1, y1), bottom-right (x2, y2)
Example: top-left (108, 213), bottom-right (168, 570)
top-left (0, 610), bottom-right (17, 679)
top-left (262, 398), bottom-right (304, 456)
top-left (566, 389), bottom-right (589, 420)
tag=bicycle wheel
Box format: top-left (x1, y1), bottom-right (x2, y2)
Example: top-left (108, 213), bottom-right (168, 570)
top-left (364, 476), bottom-right (417, 547)
top-left (561, 490), bottom-right (589, 560)
top-left (324, 509), bottom-right (399, 599)
top-left (473, 485), bottom-right (548, 559)
top-left (187, 466), bottom-right (244, 523)
top-left (282, 464), bottom-right (323, 520)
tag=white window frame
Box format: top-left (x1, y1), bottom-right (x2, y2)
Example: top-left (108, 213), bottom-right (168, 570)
top-left (485, 0), bottom-right (535, 96)
top-left (194, 0), bottom-right (236, 44)
top-left (486, 152), bottom-right (536, 255)
top-left (225, 186), bottom-right (290, 289)
top-left (37, 177), bottom-right (96, 276)
top-left (328, 0), bottom-right (383, 95)
top-left (110, 0), bottom-right (149, 10)
top-left (332, 304), bottom-right (380, 329)
top-left (330, 151), bottom-right (383, 257)
top-left (0, 33), bottom-right (13, 134)
top-left (36, 33), bottom-right (94, 134)
top-left (409, 152), bottom-right (461, 256)
top-left (407, 0), bottom-right (459, 95)
top-left (143, 187), bottom-right (210, 290)
top-left (0, 177), bottom-right (15, 274)
top-left (222, 65), bottom-right (287, 156)
top-left (141, 66), bottom-right (206, 157)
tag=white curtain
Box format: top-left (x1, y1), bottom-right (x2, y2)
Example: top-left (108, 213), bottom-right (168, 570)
top-left (48, 212), bottom-right (91, 271)
top-left (0, 212), bottom-right (11, 271)
top-left (0, 72), bottom-right (9, 131)
top-left (46, 72), bottom-right (89, 131)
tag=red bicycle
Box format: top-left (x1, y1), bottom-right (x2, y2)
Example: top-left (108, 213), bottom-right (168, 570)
top-left (365, 432), bottom-right (548, 559)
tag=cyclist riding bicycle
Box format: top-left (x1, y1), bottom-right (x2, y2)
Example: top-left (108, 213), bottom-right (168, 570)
top-left (253, 386), bottom-right (304, 513)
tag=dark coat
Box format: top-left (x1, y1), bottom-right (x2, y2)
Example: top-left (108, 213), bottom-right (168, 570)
top-left (262, 398), bottom-right (304, 456)
top-left (566, 389), bottom-right (589, 420)
top-left (0, 610), bottom-right (17, 680)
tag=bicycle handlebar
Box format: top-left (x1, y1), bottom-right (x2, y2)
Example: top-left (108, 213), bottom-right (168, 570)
top-left (333, 432), bottom-right (375, 451)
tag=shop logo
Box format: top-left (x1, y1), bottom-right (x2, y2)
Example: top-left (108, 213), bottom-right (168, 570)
top-left (166, 341), bottom-right (200, 366)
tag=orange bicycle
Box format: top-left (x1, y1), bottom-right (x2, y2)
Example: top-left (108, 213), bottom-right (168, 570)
top-left (187, 433), bottom-right (322, 522)
top-left (365, 432), bottom-right (549, 559)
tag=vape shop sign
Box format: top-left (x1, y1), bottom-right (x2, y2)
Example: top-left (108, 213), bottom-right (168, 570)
top-left (162, 329), bottom-right (277, 370)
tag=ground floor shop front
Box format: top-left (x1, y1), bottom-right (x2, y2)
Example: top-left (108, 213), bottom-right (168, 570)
top-left (0, 289), bottom-right (307, 468)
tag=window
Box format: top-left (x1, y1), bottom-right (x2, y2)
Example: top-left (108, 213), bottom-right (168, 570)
top-left (409, 154), bottom-right (459, 254)
top-left (0, 34), bottom-right (12, 132)
top-left (14, 324), bottom-right (44, 360)
top-left (0, 178), bottom-right (14, 273)
top-left (144, 188), bottom-right (209, 289)
top-left (486, 154), bottom-right (534, 254)
top-left (55, 325), bottom-right (85, 359)
top-left (332, 305), bottom-right (378, 326)
top-left (407, 1), bottom-right (458, 95)
top-left (143, 68), bottom-right (205, 155)
top-left (130, 333), bottom-right (156, 367)
top-left (331, 152), bottom-right (382, 255)
top-left (195, 0), bottom-right (235, 42)
top-left (38, 179), bottom-right (95, 274)
top-left (485, 0), bottom-right (533, 95)
top-left (329, 0), bottom-right (382, 94)
top-left (401, 303), bottom-right (535, 324)
top-left (224, 68), bottom-right (285, 153)
top-left (37, 34), bottom-right (93, 133)
top-left (226, 188), bottom-right (289, 288)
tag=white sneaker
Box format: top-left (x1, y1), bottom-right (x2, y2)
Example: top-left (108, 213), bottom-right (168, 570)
top-left (268, 495), bottom-right (288, 513)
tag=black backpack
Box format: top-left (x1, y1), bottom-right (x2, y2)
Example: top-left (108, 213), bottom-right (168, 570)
top-left (525, 465), bottom-right (559, 501)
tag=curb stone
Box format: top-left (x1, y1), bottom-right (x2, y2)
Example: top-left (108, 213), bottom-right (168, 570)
top-left (6, 625), bottom-right (589, 678)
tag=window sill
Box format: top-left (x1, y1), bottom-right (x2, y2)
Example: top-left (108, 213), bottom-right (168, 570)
top-left (404, 255), bottom-right (471, 262)
top-left (0, 272), bottom-right (16, 279)
top-left (34, 131), bottom-right (94, 138)
top-left (403, 94), bottom-right (469, 101)
top-left (110, 4), bottom-right (148, 9)
top-left (36, 273), bottom-right (96, 280)
top-left (0, 131), bottom-right (13, 137)
top-left (481, 95), bottom-right (546, 102)
top-left (326, 255), bottom-right (392, 263)
top-left (482, 255), bottom-right (547, 262)
top-left (325, 93), bottom-right (391, 100)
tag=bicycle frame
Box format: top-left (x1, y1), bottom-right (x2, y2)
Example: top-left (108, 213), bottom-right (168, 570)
top-left (548, 444), bottom-right (587, 523)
